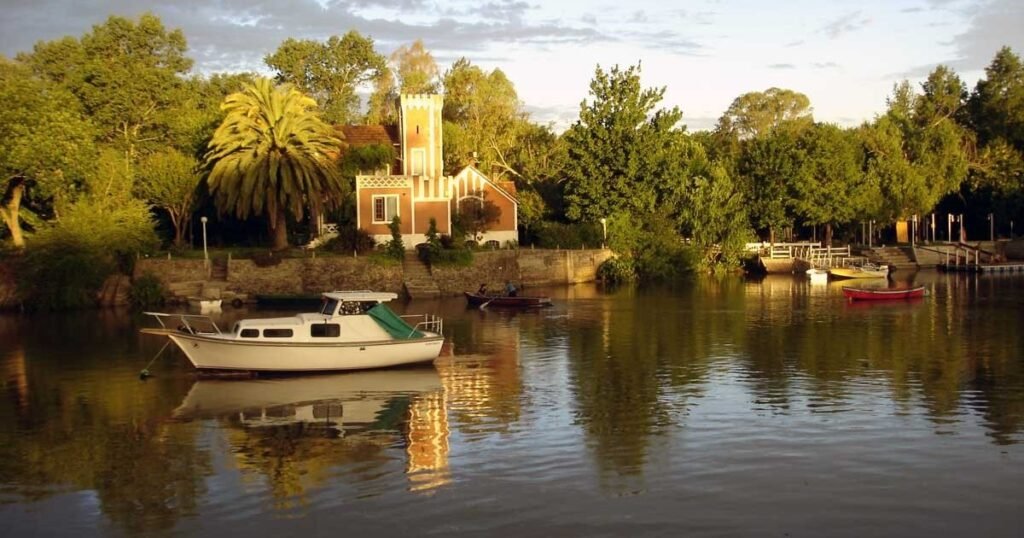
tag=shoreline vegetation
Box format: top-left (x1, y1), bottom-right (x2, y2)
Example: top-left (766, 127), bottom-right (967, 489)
top-left (2, 13), bottom-right (1023, 309)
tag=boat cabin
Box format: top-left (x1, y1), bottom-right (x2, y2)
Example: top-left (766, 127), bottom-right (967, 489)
top-left (226, 291), bottom-right (428, 343)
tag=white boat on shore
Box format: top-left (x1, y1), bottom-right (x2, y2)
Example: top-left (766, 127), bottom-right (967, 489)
top-left (142, 291), bottom-right (444, 372)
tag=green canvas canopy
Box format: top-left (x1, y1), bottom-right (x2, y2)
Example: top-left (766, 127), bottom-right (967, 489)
top-left (367, 304), bottom-right (424, 339)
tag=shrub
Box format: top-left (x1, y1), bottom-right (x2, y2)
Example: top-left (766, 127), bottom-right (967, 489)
top-left (384, 216), bottom-right (404, 260)
top-left (324, 227), bottom-right (376, 254)
top-left (130, 273), bottom-right (165, 308)
top-left (597, 256), bottom-right (637, 283)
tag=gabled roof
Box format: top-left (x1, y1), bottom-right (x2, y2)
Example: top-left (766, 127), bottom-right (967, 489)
top-left (454, 165), bottom-right (519, 205)
top-left (336, 125), bottom-right (400, 148)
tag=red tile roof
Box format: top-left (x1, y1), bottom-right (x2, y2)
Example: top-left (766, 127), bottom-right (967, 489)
top-left (336, 125), bottom-right (400, 148)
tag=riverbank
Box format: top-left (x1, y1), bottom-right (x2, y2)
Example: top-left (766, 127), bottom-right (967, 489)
top-left (131, 248), bottom-right (613, 304)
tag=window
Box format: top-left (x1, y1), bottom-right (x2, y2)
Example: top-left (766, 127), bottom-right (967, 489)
top-left (411, 148), bottom-right (425, 175)
top-left (311, 324), bottom-right (341, 338)
top-left (320, 298), bottom-right (339, 316)
top-left (372, 195), bottom-right (399, 223)
top-left (240, 329), bottom-right (259, 338)
top-left (262, 328), bottom-right (293, 338)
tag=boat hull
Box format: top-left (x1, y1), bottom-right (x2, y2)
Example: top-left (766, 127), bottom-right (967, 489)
top-left (842, 286), bottom-right (926, 301)
top-left (829, 267), bottom-right (889, 279)
top-left (464, 292), bottom-right (552, 308)
top-left (162, 331), bottom-right (445, 372)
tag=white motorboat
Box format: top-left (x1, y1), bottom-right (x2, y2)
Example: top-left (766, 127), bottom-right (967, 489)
top-left (188, 297), bottom-right (222, 312)
top-left (806, 268), bottom-right (828, 283)
top-left (142, 291), bottom-right (444, 372)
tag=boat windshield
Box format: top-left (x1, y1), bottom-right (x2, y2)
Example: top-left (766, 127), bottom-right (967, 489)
top-left (320, 298), bottom-right (339, 316)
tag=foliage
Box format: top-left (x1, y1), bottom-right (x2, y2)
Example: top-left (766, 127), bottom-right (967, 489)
top-left (19, 13), bottom-right (192, 160)
top-left (323, 227), bottom-right (377, 254)
top-left (596, 256), bottom-right (637, 283)
top-left (790, 123), bottom-right (877, 245)
top-left (384, 215), bottom-right (404, 260)
top-left (737, 130), bottom-right (801, 239)
top-left (453, 193), bottom-right (502, 243)
top-left (563, 64), bottom-right (689, 224)
top-left (967, 47), bottom-right (1024, 209)
top-left (265, 32), bottom-right (386, 124)
top-left (715, 87), bottom-right (813, 140)
top-left (134, 149), bottom-right (200, 246)
top-left (530, 221), bottom-right (603, 249)
top-left (130, 273), bottom-right (165, 308)
top-left (17, 196), bottom-right (158, 309)
top-left (338, 144), bottom-right (395, 177)
top-left (441, 58), bottom-right (522, 177)
top-left (391, 40), bottom-right (439, 94)
top-left (205, 78), bottom-right (345, 250)
top-left (678, 148), bottom-right (754, 270)
top-left (0, 59), bottom-right (97, 247)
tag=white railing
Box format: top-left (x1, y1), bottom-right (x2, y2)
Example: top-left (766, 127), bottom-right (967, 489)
top-left (144, 312), bottom-right (223, 335)
top-left (401, 314), bottom-right (444, 337)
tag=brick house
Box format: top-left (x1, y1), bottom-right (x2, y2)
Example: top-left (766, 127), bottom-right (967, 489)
top-left (336, 94), bottom-right (518, 248)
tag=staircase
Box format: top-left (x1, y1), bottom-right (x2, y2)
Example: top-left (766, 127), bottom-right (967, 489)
top-left (210, 258), bottom-right (228, 281)
top-left (403, 251), bottom-right (441, 299)
top-left (870, 246), bottom-right (917, 270)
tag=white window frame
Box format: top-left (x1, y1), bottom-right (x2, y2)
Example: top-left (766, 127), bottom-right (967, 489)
top-left (372, 195), bottom-right (400, 224)
top-left (411, 148), bottom-right (426, 176)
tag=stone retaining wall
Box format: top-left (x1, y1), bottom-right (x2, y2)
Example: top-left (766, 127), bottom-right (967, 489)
top-left (133, 249), bottom-right (613, 299)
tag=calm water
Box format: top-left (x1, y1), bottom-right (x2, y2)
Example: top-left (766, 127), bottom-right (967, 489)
top-left (1, 273), bottom-right (1023, 537)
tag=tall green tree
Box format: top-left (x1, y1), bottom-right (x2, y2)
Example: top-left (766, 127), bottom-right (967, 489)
top-left (0, 60), bottom-right (96, 247)
top-left (716, 87), bottom-right (813, 140)
top-left (790, 123), bottom-right (877, 246)
top-left (391, 39), bottom-right (439, 94)
top-left (19, 13), bottom-right (192, 168)
top-left (265, 32), bottom-right (386, 124)
top-left (563, 64), bottom-right (688, 223)
top-left (737, 130), bottom-right (801, 242)
top-left (441, 58), bottom-right (523, 177)
top-left (205, 78), bottom-right (345, 250)
top-left (967, 47), bottom-right (1024, 206)
top-left (134, 149), bottom-right (201, 247)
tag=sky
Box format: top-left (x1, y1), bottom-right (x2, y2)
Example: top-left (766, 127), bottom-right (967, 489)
top-left (2, 0), bottom-right (1022, 131)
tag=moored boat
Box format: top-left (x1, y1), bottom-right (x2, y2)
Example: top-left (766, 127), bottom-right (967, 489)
top-left (464, 291), bottom-right (552, 308)
top-left (142, 291), bottom-right (444, 372)
top-left (842, 285), bottom-right (927, 301)
top-left (829, 263), bottom-right (890, 280)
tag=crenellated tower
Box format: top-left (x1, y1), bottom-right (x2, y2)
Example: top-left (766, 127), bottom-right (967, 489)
top-left (399, 94), bottom-right (444, 179)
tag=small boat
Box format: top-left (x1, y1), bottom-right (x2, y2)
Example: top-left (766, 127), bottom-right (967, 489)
top-left (142, 291), bottom-right (445, 372)
top-left (829, 263), bottom-right (890, 280)
top-left (842, 285), bottom-right (927, 301)
top-left (806, 268), bottom-right (828, 283)
top-left (464, 291), bottom-right (552, 308)
top-left (188, 297), bottom-right (222, 312)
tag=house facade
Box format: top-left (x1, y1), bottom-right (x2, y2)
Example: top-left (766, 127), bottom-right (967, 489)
top-left (350, 94), bottom-right (518, 248)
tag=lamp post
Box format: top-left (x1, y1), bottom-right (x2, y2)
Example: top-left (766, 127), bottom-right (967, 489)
top-left (599, 218), bottom-right (607, 249)
top-left (200, 216), bottom-right (209, 268)
top-left (989, 213), bottom-right (994, 241)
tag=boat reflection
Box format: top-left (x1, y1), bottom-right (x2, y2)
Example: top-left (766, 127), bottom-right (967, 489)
top-left (174, 367), bottom-right (452, 499)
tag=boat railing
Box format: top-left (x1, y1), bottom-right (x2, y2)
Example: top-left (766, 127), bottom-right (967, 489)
top-left (401, 314), bottom-right (444, 337)
top-left (144, 312), bottom-right (223, 335)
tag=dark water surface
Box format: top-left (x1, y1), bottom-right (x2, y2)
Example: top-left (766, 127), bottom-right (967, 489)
top-left (1, 273), bottom-right (1023, 537)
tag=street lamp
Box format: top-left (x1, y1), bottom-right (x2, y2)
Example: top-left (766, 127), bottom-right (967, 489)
top-left (200, 216), bottom-right (209, 267)
top-left (599, 218), bottom-right (607, 249)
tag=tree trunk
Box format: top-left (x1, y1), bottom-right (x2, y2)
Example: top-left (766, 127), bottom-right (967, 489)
top-left (1, 178), bottom-right (26, 248)
top-left (825, 223), bottom-right (833, 248)
top-left (270, 208), bottom-right (289, 251)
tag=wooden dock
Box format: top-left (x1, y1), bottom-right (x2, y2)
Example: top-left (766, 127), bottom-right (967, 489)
top-left (939, 262), bottom-right (1024, 273)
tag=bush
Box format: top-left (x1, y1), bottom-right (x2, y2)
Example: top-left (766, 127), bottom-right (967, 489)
top-left (597, 256), bottom-right (637, 284)
top-left (130, 273), bottom-right (165, 308)
top-left (324, 227), bottom-right (376, 254)
top-left (384, 216), bottom-right (404, 260)
top-left (532, 221), bottom-right (603, 249)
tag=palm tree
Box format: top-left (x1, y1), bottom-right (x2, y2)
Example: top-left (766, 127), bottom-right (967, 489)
top-left (205, 78), bottom-right (344, 250)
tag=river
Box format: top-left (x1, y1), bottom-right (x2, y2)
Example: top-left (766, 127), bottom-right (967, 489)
top-left (1, 272), bottom-right (1022, 536)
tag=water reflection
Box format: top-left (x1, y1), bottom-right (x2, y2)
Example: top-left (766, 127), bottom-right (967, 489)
top-left (0, 274), bottom-right (1022, 535)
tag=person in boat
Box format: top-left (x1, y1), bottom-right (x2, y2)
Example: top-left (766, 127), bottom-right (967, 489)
top-left (505, 280), bottom-right (518, 297)
top-left (477, 283), bottom-right (488, 296)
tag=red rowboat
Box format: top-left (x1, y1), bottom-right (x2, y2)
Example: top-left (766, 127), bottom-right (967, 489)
top-left (842, 285), bottom-right (927, 301)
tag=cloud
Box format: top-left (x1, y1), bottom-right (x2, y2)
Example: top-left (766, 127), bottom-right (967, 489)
top-left (768, 63), bottom-right (795, 69)
top-left (901, 6), bottom-right (925, 13)
top-left (812, 61), bottom-right (839, 69)
top-left (785, 40), bottom-right (805, 48)
top-left (0, 0), bottom-right (610, 74)
top-left (821, 11), bottom-right (873, 39)
top-left (630, 10), bottom-right (648, 23)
